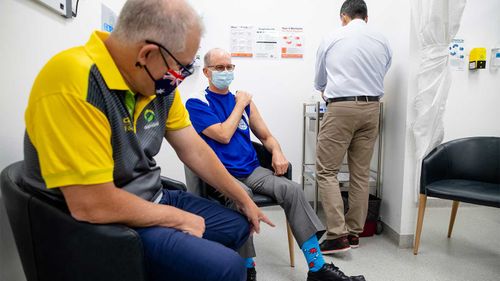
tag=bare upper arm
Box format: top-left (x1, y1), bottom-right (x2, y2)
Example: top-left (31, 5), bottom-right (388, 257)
top-left (249, 101), bottom-right (272, 142)
top-left (201, 123), bottom-right (228, 144)
top-left (59, 182), bottom-right (116, 222)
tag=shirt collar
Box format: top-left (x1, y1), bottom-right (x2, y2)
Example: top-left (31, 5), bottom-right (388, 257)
top-left (84, 31), bottom-right (129, 91)
top-left (348, 18), bottom-right (367, 26)
top-left (205, 87), bottom-right (232, 97)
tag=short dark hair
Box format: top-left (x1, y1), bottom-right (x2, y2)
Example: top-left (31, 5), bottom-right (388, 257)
top-left (340, 0), bottom-right (367, 19)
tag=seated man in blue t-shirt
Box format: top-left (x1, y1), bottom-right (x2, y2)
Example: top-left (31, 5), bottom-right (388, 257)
top-left (186, 48), bottom-right (366, 281)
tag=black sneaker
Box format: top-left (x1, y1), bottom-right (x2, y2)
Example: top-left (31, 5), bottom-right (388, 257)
top-left (307, 263), bottom-right (365, 281)
top-left (348, 235), bottom-right (359, 248)
top-left (320, 236), bottom-right (351, 254)
top-left (247, 267), bottom-right (257, 281)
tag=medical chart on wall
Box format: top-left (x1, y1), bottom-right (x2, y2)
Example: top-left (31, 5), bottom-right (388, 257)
top-left (230, 25), bottom-right (305, 60)
top-left (448, 38), bottom-right (466, 71)
top-left (281, 27), bottom-right (304, 59)
top-left (230, 26), bottom-right (254, 57)
top-left (254, 27), bottom-right (279, 59)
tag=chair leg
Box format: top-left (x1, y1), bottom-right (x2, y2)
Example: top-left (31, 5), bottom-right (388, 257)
top-left (286, 221), bottom-right (295, 267)
top-left (448, 201), bottom-right (460, 238)
top-left (413, 194), bottom-right (427, 255)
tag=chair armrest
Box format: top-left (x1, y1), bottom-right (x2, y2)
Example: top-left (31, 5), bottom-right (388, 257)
top-left (161, 176), bottom-right (187, 191)
top-left (29, 195), bottom-right (147, 281)
top-left (421, 145), bottom-right (450, 194)
top-left (252, 141), bottom-right (292, 180)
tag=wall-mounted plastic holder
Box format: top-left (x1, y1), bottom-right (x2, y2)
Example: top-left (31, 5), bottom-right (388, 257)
top-left (490, 47), bottom-right (500, 69)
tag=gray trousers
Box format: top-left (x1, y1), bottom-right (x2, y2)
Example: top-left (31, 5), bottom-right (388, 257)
top-left (231, 166), bottom-right (325, 258)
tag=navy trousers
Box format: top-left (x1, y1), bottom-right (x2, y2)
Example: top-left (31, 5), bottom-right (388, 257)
top-left (135, 190), bottom-right (250, 281)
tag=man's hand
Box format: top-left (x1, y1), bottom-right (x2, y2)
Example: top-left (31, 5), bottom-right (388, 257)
top-left (177, 212), bottom-right (206, 238)
top-left (235, 90), bottom-right (252, 107)
top-left (238, 200), bottom-right (275, 234)
top-left (272, 151), bottom-right (289, 176)
top-left (321, 91), bottom-right (327, 102)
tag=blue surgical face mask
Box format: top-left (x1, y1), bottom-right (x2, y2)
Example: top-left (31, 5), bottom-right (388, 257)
top-left (211, 71), bottom-right (234, 90)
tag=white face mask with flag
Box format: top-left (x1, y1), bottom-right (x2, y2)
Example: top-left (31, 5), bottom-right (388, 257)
top-left (211, 71), bottom-right (234, 90)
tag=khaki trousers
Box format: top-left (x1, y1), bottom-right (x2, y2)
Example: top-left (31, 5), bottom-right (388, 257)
top-left (316, 101), bottom-right (380, 239)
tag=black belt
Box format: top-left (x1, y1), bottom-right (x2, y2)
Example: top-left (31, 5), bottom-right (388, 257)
top-left (327, 96), bottom-right (380, 103)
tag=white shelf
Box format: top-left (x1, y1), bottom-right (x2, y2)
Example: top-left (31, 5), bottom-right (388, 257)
top-left (301, 102), bottom-right (384, 212)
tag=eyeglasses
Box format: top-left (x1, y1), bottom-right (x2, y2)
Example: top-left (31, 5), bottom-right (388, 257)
top-left (145, 40), bottom-right (195, 77)
top-left (207, 64), bottom-right (236, 72)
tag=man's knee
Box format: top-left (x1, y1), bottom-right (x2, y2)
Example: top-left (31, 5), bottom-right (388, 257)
top-left (211, 250), bottom-right (246, 281)
top-left (282, 180), bottom-right (304, 197)
top-left (232, 214), bottom-right (251, 249)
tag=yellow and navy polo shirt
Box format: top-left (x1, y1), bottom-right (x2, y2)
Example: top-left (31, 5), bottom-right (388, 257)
top-left (23, 31), bottom-right (191, 202)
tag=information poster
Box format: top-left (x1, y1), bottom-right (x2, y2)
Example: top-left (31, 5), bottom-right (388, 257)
top-left (230, 26), bottom-right (254, 57)
top-left (448, 38), bottom-right (466, 71)
top-left (281, 27), bottom-right (304, 59)
top-left (101, 3), bottom-right (117, 32)
top-left (254, 27), bottom-right (279, 59)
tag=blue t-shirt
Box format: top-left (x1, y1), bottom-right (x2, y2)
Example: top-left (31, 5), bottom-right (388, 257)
top-left (186, 88), bottom-right (260, 178)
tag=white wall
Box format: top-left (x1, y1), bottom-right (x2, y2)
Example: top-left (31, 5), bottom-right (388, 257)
top-left (444, 0), bottom-right (500, 141)
top-left (0, 1), bottom-right (125, 280)
top-left (397, 0), bottom-right (500, 239)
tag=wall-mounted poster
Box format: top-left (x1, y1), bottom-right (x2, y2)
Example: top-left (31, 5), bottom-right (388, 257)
top-left (448, 38), bottom-right (465, 71)
top-left (281, 27), bottom-right (304, 59)
top-left (230, 25), bottom-right (254, 57)
top-left (254, 27), bottom-right (279, 59)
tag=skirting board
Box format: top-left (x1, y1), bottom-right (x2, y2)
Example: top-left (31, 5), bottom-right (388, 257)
top-left (381, 221), bottom-right (414, 248)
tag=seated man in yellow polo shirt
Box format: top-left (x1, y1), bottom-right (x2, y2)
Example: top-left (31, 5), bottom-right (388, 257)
top-left (22, 1), bottom-right (273, 281)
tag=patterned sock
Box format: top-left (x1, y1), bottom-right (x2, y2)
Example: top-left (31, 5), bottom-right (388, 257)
top-left (244, 258), bottom-right (255, 268)
top-left (301, 234), bottom-right (325, 272)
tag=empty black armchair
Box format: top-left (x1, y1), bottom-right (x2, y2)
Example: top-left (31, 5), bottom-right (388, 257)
top-left (413, 137), bottom-right (500, 255)
top-left (1, 161), bottom-right (186, 281)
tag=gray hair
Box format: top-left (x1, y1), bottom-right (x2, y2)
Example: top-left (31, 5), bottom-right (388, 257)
top-left (112, 0), bottom-right (203, 52)
top-left (203, 48), bottom-right (230, 67)
top-left (340, 0), bottom-right (367, 19)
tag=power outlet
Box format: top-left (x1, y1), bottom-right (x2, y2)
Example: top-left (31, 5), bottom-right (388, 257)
top-left (33, 0), bottom-right (76, 18)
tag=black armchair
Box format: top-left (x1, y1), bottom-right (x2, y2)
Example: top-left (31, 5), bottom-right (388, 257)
top-left (185, 141), bottom-right (295, 267)
top-left (0, 161), bottom-right (186, 281)
top-left (413, 137), bottom-right (500, 255)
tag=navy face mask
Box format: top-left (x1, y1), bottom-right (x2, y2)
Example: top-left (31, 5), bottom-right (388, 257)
top-left (142, 40), bottom-right (194, 96)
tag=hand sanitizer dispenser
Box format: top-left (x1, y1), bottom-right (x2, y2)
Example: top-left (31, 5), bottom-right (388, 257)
top-left (469, 48), bottom-right (487, 70)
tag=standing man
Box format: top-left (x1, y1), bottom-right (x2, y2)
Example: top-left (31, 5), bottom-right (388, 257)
top-left (186, 48), bottom-right (366, 281)
top-left (23, 1), bottom-right (273, 281)
top-left (314, 0), bottom-right (392, 254)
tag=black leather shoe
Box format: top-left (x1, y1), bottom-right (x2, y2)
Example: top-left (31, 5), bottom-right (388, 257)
top-left (350, 275), bottom-right (366, 281)
top-left (247, 267), bottom-right (257, 281)
top-left (320, 237), bottom-right (351, 254)
top-left (307, 263), bottom-right (350, 281)
top-left (347, 235), bottom-right (359, 248)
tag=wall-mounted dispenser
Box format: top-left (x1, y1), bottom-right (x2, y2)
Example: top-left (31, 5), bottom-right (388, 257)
top-left (469, 48), bottom-right (487, 70)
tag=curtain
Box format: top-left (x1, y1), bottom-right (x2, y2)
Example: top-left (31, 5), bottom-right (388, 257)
top-left (411, 0), bottom-right (467, 200)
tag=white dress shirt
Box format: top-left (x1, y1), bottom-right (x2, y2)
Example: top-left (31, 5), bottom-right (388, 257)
top-left (314, 19), bottom-right (392, 99)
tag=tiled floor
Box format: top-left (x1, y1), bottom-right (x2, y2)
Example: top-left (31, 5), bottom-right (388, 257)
top-left (253, 205), bottom-right (500, 281)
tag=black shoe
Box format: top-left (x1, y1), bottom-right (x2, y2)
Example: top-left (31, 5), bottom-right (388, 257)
top-left (350, 276), bottom-right (366, 281)
top-left (247, 267), bottom-right (257, 281)
top-left (347, 235), bottom-right (359, 248)
top-left (307, 263), bottom-right (351, 281)
top-left (320, 236), bottom-right (351, 254)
